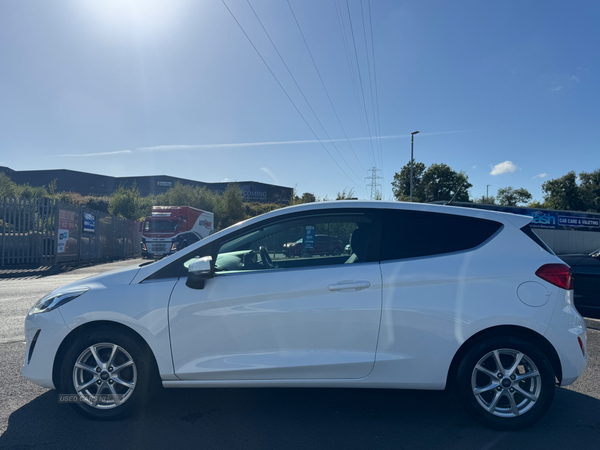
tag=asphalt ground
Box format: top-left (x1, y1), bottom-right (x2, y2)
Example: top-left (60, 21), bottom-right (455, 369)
top-left (1, 260), bottom-right (599, 449)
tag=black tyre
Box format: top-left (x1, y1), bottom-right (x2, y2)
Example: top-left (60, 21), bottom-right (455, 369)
top-left (454, 336), bottom-right (555, 430)
top-left (59, 329), bottom-right (155, 420)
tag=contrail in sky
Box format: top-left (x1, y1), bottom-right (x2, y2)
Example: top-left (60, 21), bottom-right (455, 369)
top-left (137, 130), bottom-right (473, 153)
top-left (51, 130), bottom-right (473, 157)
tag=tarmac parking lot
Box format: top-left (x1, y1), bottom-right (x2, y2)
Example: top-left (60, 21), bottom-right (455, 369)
top-left (1, 259), bottom-right (600, 449)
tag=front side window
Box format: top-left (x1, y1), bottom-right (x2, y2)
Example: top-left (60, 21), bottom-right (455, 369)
top-left (214, 212), bottom-right (374, 274)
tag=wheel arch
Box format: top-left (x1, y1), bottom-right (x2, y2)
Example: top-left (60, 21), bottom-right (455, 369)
top-left (446, 325), bottom-right (563, 389)
top-left (52, 320), bottom-right (161, 390)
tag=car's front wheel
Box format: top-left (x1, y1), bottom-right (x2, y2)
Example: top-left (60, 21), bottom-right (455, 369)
top-left (59, 329), bottom-right (155, 420)
top-left (454, 337), bottom-right (555, 430)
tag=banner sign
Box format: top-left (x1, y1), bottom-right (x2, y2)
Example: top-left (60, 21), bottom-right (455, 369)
top-left (83, 213), bottom-right (96, 233)
top-left (303, 225), bottom-right (315, 250)
top-left (447, 203), bottom-right (600, 232)
top-left (58, 229), bottom-right (69, 253)
top-left (58, 209), bottom-right (77, 230)
top-left (557, 215), bottom-right (600, 228)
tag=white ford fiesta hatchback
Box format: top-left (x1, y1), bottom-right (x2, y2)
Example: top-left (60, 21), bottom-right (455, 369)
top-left (22, 201), bottom-right (587, 430)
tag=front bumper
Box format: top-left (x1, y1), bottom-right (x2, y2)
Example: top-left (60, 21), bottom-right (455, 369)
top-left (20, 309), bottom-right (70, 389)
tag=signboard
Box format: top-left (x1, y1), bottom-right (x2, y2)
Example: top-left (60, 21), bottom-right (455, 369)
top-left (558, 215), bottom-right (599, 228)
top-left (83, 213), bottom-right (96, 233)
top-left (526, 210), bottom-right (600, 231)
top-left (58, 209), bottom-right (77, 231)
top-left (303, 225), bottom-right (315, 250)
top-left (157, 181), bottom-right (173, 187)
top-left (57, 209), bottom-right (77, 254)
top-left (57, 229), bottom-right (69, 253)
top-left (445, 203), bottom-right (600, 233)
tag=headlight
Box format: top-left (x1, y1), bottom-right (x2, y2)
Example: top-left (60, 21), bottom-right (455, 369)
top-left (29, 288), bottom-right (90, 314)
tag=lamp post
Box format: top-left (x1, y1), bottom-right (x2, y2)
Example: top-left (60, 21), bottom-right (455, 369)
top-left (410, 131), bottom-right (420, 202)
top-left (487, 184), bottom-right (491, 203)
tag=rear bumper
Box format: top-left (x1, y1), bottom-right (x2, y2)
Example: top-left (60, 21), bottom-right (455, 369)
top-left (545, 290), bottom-right (587, 386)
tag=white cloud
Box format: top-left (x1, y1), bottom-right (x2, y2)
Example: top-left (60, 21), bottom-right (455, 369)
top-left (54, 150), bottom-right (133, 157)
top-left (260, 167), bottom-right (279, 184)
top-left (532, 173), bottom-right (547, 179)
top-left (570, 75), bottom-right (580, 82)
top-left (490, 161), bottom-right (517, 176)
top-left (551, 86), bottom-right (563, 92)
top-left (471, 165), bottom-right (477, 169)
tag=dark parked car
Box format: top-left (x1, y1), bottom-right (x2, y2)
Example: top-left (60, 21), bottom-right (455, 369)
top-left (283, 234), bottom-right (344, 257)
top-left (558, 248), bottom-right (600, 318)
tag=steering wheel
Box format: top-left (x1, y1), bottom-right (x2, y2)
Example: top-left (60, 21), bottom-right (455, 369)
top-left (259, 246), bottom-right (276, 269)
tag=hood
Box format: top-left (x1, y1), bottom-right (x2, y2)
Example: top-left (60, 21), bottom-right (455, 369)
top-left (51, 265), bottom-right (141, 293)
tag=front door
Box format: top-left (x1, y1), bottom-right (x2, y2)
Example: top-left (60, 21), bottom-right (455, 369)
top-left (168, 210), bottom-right (382, 380)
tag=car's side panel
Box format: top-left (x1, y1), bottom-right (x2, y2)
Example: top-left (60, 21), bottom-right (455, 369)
top-left (57, 280), bottom-right (178, 380)
top-left (168, 263), bottom-right (383, 380)
top-left (369, 226), bottom-right (559, 389)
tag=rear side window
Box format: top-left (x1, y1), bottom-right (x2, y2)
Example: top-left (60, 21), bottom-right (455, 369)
top-left (521, 225), bottom-right (554, 255)
top-left (380, 210), bottom-right (503, 261)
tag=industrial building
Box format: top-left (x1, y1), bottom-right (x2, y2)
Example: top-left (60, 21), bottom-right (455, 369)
top-left (0, 166), bottom-right (292, 204)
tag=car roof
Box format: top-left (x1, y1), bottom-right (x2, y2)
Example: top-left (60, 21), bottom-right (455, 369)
top-left (261, 201), bottom-right (532, 227)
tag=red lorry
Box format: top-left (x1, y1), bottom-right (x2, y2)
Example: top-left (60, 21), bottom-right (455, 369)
top-left (141, 206), bottom-right (214, 258)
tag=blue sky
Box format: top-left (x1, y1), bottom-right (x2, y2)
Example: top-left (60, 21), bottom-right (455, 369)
top-left (1, 0), bottom-right (598, 202)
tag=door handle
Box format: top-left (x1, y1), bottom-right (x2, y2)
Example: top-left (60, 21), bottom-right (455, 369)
top-left (327, 281), bottom-right (371, 292)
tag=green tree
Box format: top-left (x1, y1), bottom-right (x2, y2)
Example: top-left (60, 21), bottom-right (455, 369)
top-left (0, 173), bottom-right (19, 197)
top-left (527, 200), bottom-right (546, 209)
top-left (214, 183), bottom-right (245, 230)
top-left (542, 171), bottom-right (584, 211)
top-left (335, 188), bottom-right (355, 200)
top-left (154, 182), bottom-right (217, 214)
top-left (473, 195), bottom-right (497, 205)
top-left (16, 183), bottom-right (49, 199)
top-left (579, 169), bottom-right (600, 213)
top-left (420, 163), bottom-right (472, 202)
top-left (301, 192), bottom-right (317, 203)
top-left (496, 186), bottom-right (532, 206)
top-left (391, 160), bottom-right (426, 201)
top-left (108, 183), bottom-right (144, 220)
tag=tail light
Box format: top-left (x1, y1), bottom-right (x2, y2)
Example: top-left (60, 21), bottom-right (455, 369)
top-left (535, 263), bottom-right (572, 290)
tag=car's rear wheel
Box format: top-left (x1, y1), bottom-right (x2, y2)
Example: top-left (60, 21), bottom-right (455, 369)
top-left (59, 329), bottom-right (154, 420)
top-left (454, 336), bottom-right (555, 430)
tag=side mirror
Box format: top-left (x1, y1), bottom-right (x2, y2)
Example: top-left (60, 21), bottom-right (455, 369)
top-left (186, 256), bottom-right (214, 289)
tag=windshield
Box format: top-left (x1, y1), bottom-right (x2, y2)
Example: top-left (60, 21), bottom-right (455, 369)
top-left (144, 220), bottom-right (179, 233)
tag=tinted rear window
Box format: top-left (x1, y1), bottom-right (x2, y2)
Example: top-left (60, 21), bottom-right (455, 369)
top-left (380, 210), bottom-right (503, 261)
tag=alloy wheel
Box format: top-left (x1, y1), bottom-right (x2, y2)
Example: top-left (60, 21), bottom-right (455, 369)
top-left (471, 348), bottom-right (542, 418)
top-left (73, 342), bottom-right (137, 409)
